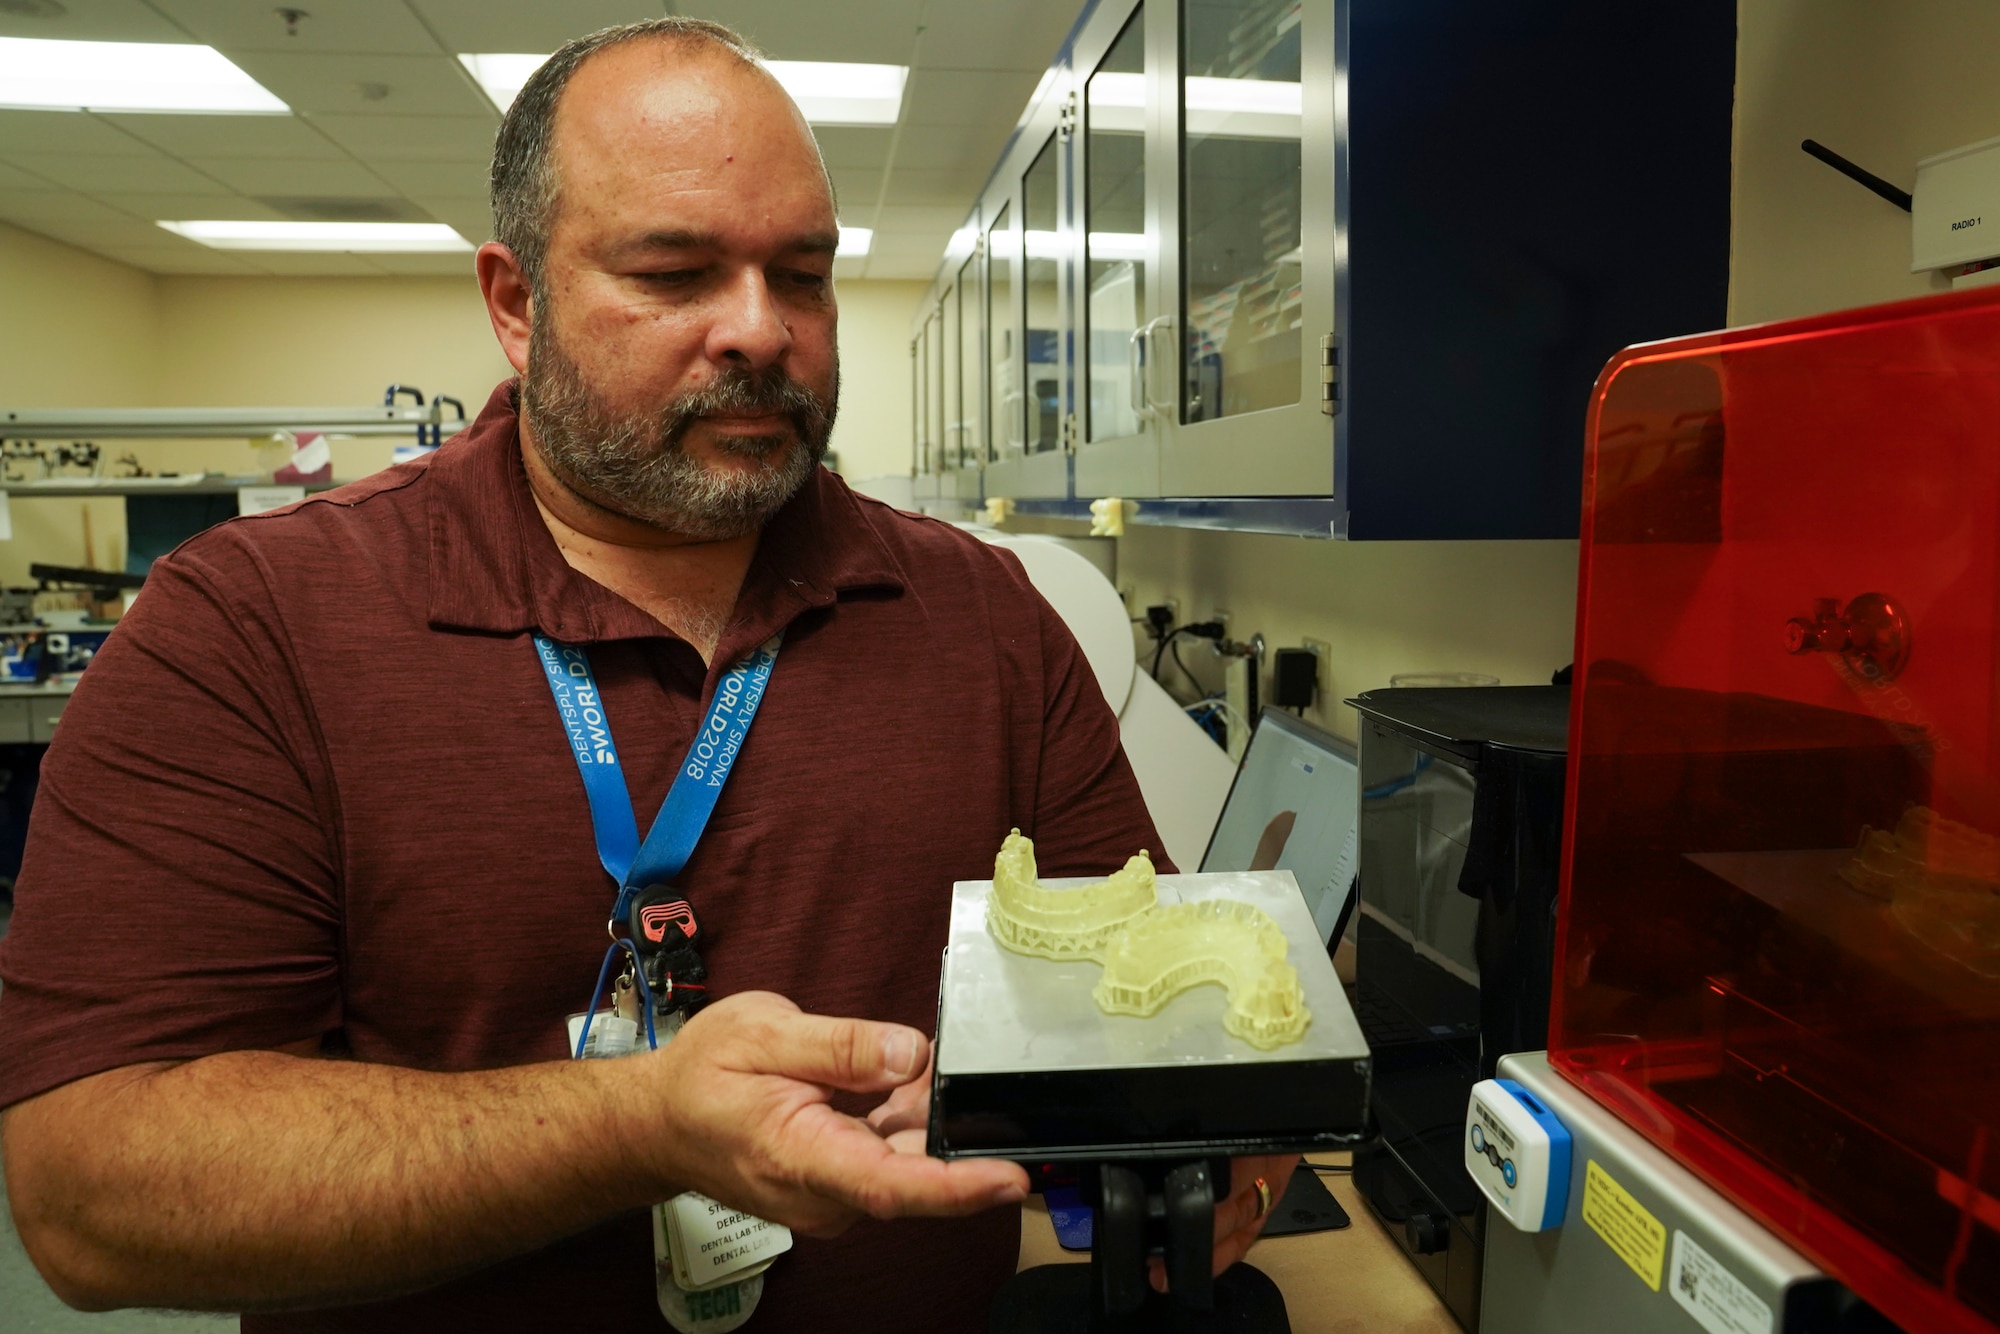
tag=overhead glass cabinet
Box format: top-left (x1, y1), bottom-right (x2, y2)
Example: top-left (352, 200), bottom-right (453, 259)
top-left (1075, 0), bottom-right (1161, 497)
top-left (982, 87), bottom-right (1074, 502)
top-left (1023, 137), bottom-right (1064, 458)
top-left (941, 281), bottom-right (962, 474)
top-left (905, 0), bottom-right (1732, 533)
top-left (1158, 0), bottom-right (1335, 496)
top-left (910, 326), bottom-right (926, 478)
top-left (924, 310), bottom-right (944, 478)
top-left (955, 251), bottom-right (984, 489)
top-left (988, 204), bottom-right (1021, 461)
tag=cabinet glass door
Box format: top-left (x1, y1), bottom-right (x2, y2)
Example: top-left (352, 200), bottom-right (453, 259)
top-left (1160, 0), bottom-right (1335, 496)
top-left (924, 309), bottom-right (944, 475)
top-left (1084, 8), bottom-right (1150, 445)
top-left (956, 251), bottom-right (983, 469)
top-left (1023, 134), bottom-right (1063, 455)
top-left (911, 328), bottom-right (926, 476)
top-left (942, 285), bottom-right (963, 470)
top-left (988, 203), bottom-right (1021, 459)
top-left (1180, 0), bottom-right (1303, 423)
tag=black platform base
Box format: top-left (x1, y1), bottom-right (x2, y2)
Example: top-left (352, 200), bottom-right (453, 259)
top-left (989, 1263), bottom-right (1290, 1334)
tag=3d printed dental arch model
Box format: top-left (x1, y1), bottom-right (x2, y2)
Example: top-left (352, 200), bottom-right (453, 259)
top-left (985, 830), bottom-right (1311, 1049)
top-left (987, 829), bottom-right (1158, 959)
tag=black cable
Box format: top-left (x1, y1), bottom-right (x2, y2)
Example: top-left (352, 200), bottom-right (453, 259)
top-left (1150, 626), bottom-right (1188, 682)
top-left (1169, 637), bottom-right (1202, 697)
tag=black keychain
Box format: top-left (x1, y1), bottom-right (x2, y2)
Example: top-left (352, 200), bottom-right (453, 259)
top-left (628, 886), bottom-right (709, 1019)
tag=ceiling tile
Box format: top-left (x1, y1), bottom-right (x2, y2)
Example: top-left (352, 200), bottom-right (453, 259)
top-left (90, 192), bottom-right (286, 223)
top-left (827, 166), bottom-right (882, 210)
top-left (149, 0), bottom-right (442, 55)
top-left (917, 0), bottom-right (1080, 74)
top-left (308, 114), bottom-right (497, 162)
top-left (0, 0), bottom-right (189, 43)
top-left (903, 69), bottom-right (1046, 128)
top-left (811, 125), bottom-right (896, 171)
top-left (879, 166), bottom-right (991, 207)
top-left (407, 0), bottom-right (665, 55)
top-left (859, 252), bottom-right (942, 280)
top-left (0, 199), bottom-right (163, 247)
top-left (885, 121), bottom-right (1012, 172)
top-left (98, 112), bottom-right (351, 160)
top-left (364, 252), bottom-right (481, 278)
top-left (186, 156), bottom-right (393, 196)
top-left (365, 158), bottom-right (486, 198)
top-left (0, 160), bottom-right (62, 191)
top-left (831, 254), bottom-right (869, 281)
top-left (234, 251), bottom-right (396, 277)
top-left (0, 151), bottom-right (230, 194)
top-left (406, 195), bottom-right (491, 242)
top-left (224, 52), bottom-right (494, 117)
top-left (0, 110), bottom-right (153, 156)
top-left (91, 243), bottom-right (266, 275)
top-left (691, 0), bottom-right (922, 63)
top-left (872, 203), bottom-right (978, 234)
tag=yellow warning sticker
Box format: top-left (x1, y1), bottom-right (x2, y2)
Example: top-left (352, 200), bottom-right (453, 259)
top-left (1582, 1159), bottom-right (1666, 1291)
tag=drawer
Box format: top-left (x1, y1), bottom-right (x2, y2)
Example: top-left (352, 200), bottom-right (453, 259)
top-left (27, 697), bottom-right (64, 742)
top-left (0, 697), bottom-right (31, 743)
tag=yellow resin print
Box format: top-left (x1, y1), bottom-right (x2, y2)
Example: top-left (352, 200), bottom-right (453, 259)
top-left (986, 829), bottom-right (1311, 1049)
top-left (987, 828), bottom-right (1158, 958)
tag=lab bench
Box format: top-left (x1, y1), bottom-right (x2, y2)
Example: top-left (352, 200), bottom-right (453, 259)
top-left (0, 680), bottom-right (75, 744)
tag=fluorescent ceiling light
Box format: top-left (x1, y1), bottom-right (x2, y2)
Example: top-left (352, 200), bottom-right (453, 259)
top-left (460, 53), bottom-right (907, 125)
top-left (837, 226), bottom-right (871, 257)
top-left (159, 221), bottom-right (472, 252)
top-left (0, 37), bottom-right (287, 114)
top-left (456, 53), bottom-right (545, 112)
top-left (766, 61), bottom-right (907, 125)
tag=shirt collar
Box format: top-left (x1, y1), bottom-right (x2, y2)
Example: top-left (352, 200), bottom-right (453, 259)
top-left (425, 379), bottom-right (906, 650)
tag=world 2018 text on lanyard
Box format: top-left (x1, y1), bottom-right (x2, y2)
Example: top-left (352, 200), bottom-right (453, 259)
top-left (533, 631), bottom-right (783, 928)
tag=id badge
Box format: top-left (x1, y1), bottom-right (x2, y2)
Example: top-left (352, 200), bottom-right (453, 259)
top-left (565, 1006), bottom-right (785, 1329)
top-left (651, 1201), bottom-right (789, 1333)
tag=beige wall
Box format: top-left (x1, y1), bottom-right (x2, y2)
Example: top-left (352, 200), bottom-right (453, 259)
top-left (0, 217), bottom-right (922, 584)
top-left (0, 222), bottom-right (158, 582)
top-left (828, 278), bottom-right (924, 481)
top-left (1113, 528), bottom-right (1579, 726)
top-left (1731, 0), bottom-right (2000, 325)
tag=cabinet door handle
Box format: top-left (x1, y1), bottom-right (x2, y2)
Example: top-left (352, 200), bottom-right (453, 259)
top-left (1128, 315), bottom-right (1172, 422)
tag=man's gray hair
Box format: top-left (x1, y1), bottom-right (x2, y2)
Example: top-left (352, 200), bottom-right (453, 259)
top-left (489, 17), bottom-right (763, 297)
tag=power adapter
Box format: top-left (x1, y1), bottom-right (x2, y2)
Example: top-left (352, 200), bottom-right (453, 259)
top-left (1272, 647), bottom-right (1318, 709)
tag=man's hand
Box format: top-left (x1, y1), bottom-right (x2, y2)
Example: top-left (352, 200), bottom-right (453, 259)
top-left (635, 992), bottom-right (1025, 1236)
top-left (1148, 1153), bottom-right (1300, 1291)
top-left (3, 993), bottom-right (1026, 1314)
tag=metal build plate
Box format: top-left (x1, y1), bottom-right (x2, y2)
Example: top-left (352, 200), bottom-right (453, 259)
top-left (929, 871), bottom-right (1373, 1162)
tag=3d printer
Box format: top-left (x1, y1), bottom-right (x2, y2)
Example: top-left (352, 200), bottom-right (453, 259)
top-left (1549, 284), bottom-right (2000, 1334)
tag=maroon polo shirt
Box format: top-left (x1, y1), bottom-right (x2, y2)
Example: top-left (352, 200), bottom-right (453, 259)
top-left (0, 382), bottom-right (1167, 1332)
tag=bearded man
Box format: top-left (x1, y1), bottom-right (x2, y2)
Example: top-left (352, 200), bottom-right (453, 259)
top-left (0, 18), bottom-right (1285, 1333)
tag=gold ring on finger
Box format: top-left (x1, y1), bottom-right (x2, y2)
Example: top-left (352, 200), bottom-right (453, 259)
top-left (1252, 1175), bottom-right (1273, 1220)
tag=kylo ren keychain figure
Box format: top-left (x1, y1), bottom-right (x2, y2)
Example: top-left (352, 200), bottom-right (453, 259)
top-left (628, 886), bottom-right (708, 1020)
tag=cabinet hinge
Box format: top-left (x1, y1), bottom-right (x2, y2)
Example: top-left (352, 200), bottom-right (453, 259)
top-left (1058, 92), bottom-right (1078, 142)
top-left (1319, 332), bottom-right (1341, 416)
top-left (1062, 411), bottom-right (1079, 453)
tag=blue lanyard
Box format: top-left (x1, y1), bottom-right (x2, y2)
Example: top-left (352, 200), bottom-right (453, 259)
top-left (533, 631), bottom-right (783, 926)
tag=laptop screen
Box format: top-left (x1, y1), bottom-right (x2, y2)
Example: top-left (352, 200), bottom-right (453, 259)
top-left (1200, 707), bottom-right (1361, 946)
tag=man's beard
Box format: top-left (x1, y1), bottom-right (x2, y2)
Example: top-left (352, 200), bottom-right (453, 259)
top-left (521, 317), bottom-right (837, 540)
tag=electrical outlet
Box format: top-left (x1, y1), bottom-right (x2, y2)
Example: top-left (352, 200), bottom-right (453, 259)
top-left (1211, 608), bottom-right (1231, 631)
top-left (1301, 637), bottom-right (1333, 696)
